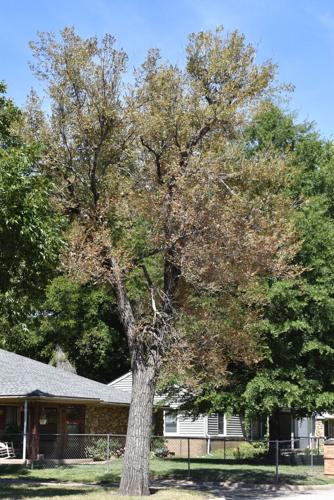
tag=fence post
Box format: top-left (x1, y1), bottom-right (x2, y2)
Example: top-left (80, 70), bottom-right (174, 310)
top-left (310, 434), bottom-right (314, 469)
top-left (224, 439), bottom-right (226, 460)
top-left (187, 438), bottom-right (190, 478)
top-left (291, 431), bottom-right (294, 450)
top-left (275, 440), bottom-right (279, 482)
top-left (107, 434), bottom-right (110, 471)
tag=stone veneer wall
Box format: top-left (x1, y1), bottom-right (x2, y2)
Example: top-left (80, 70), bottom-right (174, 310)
top-left (85, 405), bottom-right (129, 434)
top-left (315, 419), bottom-right (325, 438)
top-left (85, 404), bottom-right (164, 436)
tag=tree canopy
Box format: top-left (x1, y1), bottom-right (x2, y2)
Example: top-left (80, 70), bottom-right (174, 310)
top-left (25, 26), bottom-right (298, 495)
top-left (4, 24), bottom-right (333, 496)
top-left (37, 276), bottom-right (129, 382)
top-left (0, 82), bottom-right (64, 340)
top-left (174, 102), bottom-right (334, 425)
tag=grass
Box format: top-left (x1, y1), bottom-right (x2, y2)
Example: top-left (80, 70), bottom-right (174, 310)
top-left (0, 455), bottom-right (333, 490)
top-left (0, 483), bottom-right (210, 499)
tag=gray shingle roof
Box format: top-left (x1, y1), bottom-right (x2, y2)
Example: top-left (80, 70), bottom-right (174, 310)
top-left (0, 349), bottom-right (131, 405)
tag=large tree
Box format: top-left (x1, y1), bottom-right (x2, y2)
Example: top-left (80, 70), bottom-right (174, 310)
top-left (28, 27), bottom-right (297, 495)
top-left (37, 276), bottom-right (129, 382)
top-left (173, 103), bottom-right (334, 433)
top-left (0, 82), bottom-right (63, 347)
top-left (243, 104), bottom-right (334, 424)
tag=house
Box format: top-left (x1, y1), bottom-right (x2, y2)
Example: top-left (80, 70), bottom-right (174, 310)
top-left (110, 372), bottom-right (334, 455)
top-left (271, 410), bottom-right (334, 446)
top-left (2, 349), bottom-right (330, 462)
top-left (109, 371), bottom-right (265, 455)
top-left (0, 349), bottom-right (163, 461)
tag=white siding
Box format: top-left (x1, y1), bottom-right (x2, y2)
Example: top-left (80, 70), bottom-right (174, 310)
top-left (109, 373), bottom-right (245, 438)
top-left (226, 415), bottom-right (244, 437)
top-left (207, 414), bottom-right (219, 435)
top-left (177, 414), bottom-right (206, 436)
top-left (173, 413), bottom-right (245, 437)
top-left (109, 372), bottom-right (133, 392)
top-left (109, 372), bottom-right (166, 404)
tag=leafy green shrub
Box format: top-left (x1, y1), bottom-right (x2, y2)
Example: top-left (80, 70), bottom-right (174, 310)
top-left (109, 438), bottom-right (125, 458)
top-left (232, 441), bottom-right (268, 460)
top-left (85, 438), bottom-right (125, 460)
top-left (85, 438), bottom-right (107, 461)
top-left (151, 436), bottom-right (169, 458)
top-left (250, 440), bottom-right (269, 452)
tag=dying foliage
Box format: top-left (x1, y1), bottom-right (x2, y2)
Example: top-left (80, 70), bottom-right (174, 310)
top-left (27, 26), bottom-right (299, 495)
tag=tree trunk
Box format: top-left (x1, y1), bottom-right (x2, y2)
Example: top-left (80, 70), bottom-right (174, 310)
top-left (119, 362), bottom-right (156, 496)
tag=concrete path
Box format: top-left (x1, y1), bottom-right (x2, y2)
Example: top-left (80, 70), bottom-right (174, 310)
top-left (153, 480), bottom-right (334, 499)
top-left (215, 487), bottom-right (334, 499)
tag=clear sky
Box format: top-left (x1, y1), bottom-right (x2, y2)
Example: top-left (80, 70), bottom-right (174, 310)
top-left (0, 0), bottom-right (333, 137)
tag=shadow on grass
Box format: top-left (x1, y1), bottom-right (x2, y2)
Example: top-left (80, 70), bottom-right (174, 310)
top-left (98, 462), bottom-right (310, 486)
top-left (1, 458), bottom-right (328, 488)
top-left (162, 457), bottom-right (271, 466)
top-left (0, 464), bottom-right (29, 475)
top-left (150, 468), bottom-right (299, 484)
top-left (0, 483), bottom-right (98, 498)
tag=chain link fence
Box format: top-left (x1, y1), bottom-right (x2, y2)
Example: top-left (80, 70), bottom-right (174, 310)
top-left (0, 433), bottom-right (327, 482)
top-left (270, 437), bottom-right (324, 481)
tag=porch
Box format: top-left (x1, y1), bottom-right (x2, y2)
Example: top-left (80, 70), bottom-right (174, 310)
top-left (0, 401), bottom-right (86, 460)
top-left (0, 400), bottom-right (130, 461)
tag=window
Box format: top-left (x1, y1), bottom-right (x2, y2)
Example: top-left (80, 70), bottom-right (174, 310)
top-left (5, 407), bottom-right (17, 426)
top-left (218, 413), bottom-right (225, 435)
top-left (325, 419), bottom-right (334, 438)
top-left (39, 408), bottom-right (58, 435)
top-left (0, 406), bottom-right (18, 433)
top-left (164, 412), bottom-right (177, 434)
top-left (66, 406), bottom-right (83, 434)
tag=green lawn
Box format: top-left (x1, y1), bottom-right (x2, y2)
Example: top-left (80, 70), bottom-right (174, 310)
top-left (0, 456), bottom-right (333, 487)
top-left (0, 483), bottom-right (210, 500)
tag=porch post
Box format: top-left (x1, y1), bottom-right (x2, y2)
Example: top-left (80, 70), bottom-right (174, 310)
top-left (291, 414), bottom-right (294, 450)
top-left (22, 400), bottom-right (28, 461)
top-left (30, 403), bottom-right (40, 459)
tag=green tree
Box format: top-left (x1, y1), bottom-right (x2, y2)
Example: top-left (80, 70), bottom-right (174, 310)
top-left (177, 103), bottom-right (334, 431)
top-left (0, 83), bottom-right (64, 346)
top-left (38, 276), bottom-right (129, 382)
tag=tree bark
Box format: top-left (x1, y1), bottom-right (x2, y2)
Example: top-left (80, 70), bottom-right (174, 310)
top-left (119, 361), bottom-right (156, 496)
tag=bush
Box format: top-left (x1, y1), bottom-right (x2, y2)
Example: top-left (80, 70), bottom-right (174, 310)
top-left (232, 441), bottom-right (268, 460)
top-left (85, 438), bottom-right (107, 461)
top-left (151, 436), bottom-right (170, 458)
top-left (85, 437), bottom-right (125, 460)
top-left (109, 438), bottom-right (125, 458)
top-left (85, 439), bottom-right (107, 462)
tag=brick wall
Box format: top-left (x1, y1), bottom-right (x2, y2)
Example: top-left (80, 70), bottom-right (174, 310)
top-left (85, 405), bottom-right (129, 434)
top-left (85, 404), bottom-right (164, 436)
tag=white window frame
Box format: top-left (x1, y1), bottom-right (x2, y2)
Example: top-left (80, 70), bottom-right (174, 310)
top-left (217, 413), bottom-right (227, 436)
top-left (206, 413), bottom-right (227, 436)
top-left (163, 410), bottom-right (179, 436)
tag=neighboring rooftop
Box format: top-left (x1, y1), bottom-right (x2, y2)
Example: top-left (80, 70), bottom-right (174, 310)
top-left (109, 371), bottom-right (168, 405)
top-left (0, 348), bottom-right (131, 405)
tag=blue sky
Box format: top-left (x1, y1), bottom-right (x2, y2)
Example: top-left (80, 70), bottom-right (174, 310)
top-left (0, 0), bottom-right (333, 137)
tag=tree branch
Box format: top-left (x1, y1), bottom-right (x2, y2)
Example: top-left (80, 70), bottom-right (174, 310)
top-left (140, 136), bottom-right (164, 184)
